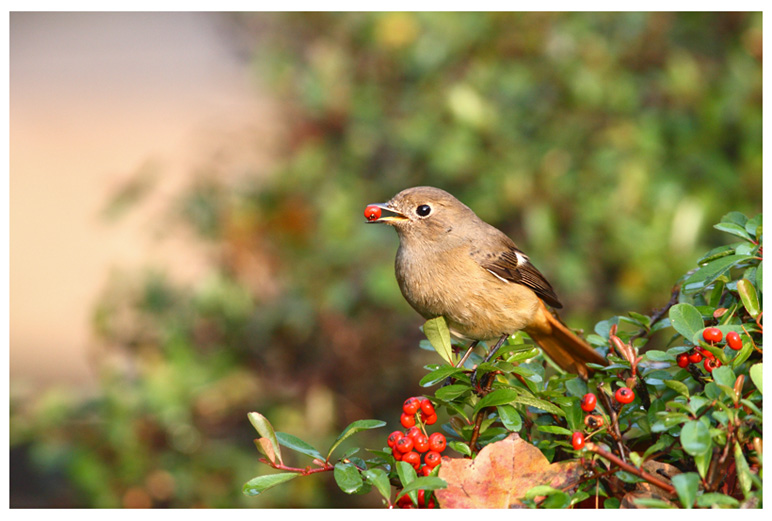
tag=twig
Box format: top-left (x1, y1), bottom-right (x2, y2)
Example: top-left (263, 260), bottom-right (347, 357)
top-left (630, 285), bottom-right (681, 342)
top-left (259, 458), bottom-right (335, 476)
top-left (468, 371), bottom-right (499, 455)
top-left (585, 443), bottom-right (676, 496)
top-left (597, 382), bottom-right (626, 461)
top-left (468, 407), bottom-right (488, 455)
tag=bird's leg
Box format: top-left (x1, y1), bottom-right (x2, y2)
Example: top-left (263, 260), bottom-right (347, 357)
top-left (441, 340), bottom-right (478, 388)
top-left (471, 333), bottom-right (509, 394)
top-left (455, 340), bottom-right (479, 368)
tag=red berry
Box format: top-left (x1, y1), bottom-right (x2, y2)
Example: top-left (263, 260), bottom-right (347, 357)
top-left (405, 426), bottom-right (422, 439)
top-left (396, 494), bottom-right (412, 508)
top-left (704, 357), bottom-right (721, 373)
top-left (420, 399), bottom-right (435, 416)
top-left (387, 430), bottom-right (404, 448)
top-left (364, 205), bottom-right (382, 221)
top-left (417, 489), bottom-right (426, 508)
top-left (580, 393), bottom-right (597, 412)
top-left (615, 387), bottom-right (635, 404)
top-left (403, 397), bottom-right (420, 415)
top-left (402, 451), bottom-right (421, 469)
top-left (676, 353), bottom-right (690, 368)
top-left (392, 447), bottom-right (402, 461)
top-left (571, 431), bottom-right (585, 450)
top-left (703, 327), bottom-right (723, 344)
top-left (422, 412), bottom-right (438, 425)
top-left (395, 436), bottom-right (414, 453)
top-left (413, 434), bottom-right (429, 453)
top-left (419, 465), bottom-right (433, 476)
top-left (727, 331), bottom-right (743, 351)
top-left (428, 432), bottom-right (447, 452)
top-left (400, 413), bottom-right (416, 428)
top-left (688, 351), bottom-right (703, 364)
top-left (424, 450), bottom-right (442, 468)
top-left (426, 497), bottom-right (437, 509)
top-left (700, 347), bottom-right (715, 360)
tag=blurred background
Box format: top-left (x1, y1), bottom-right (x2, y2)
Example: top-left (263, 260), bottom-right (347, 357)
top-left (9, 12), bottom-right (762, 508)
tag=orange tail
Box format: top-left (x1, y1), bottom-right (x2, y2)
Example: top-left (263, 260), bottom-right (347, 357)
top-left (524, 300), bottom-right (607, 378)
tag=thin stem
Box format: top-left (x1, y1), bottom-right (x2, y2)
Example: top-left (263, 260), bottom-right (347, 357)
top-left (259, 458), bottom-right (335, 476)
top-left (585, 443), bottom-right (676, 496)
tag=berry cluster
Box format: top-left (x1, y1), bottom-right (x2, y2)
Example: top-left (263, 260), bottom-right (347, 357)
top-left (400, 396), bottom-right (438, 428)
top-left (572, 387), bottom-right (635, 451)
top-left (675, 327), bottom-right (743, 373)
top-left (387, 397), bottom-right (447, 508)
top-left (395, 489), bottom-right (436, 509)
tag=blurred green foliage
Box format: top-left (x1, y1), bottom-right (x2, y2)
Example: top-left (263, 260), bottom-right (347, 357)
top-left (10, 12), bottom-right (761, 508)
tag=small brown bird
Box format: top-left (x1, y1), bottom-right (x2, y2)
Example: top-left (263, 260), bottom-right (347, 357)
top-left (365, 186), bottom-right (607, 378)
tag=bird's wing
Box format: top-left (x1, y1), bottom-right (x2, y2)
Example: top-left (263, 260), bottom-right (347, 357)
top-left (477, 247), bottom-right (563, 309)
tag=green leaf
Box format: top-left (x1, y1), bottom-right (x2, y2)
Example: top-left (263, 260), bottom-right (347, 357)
top-left (664, 380), bottom-right (689, 397)
top-left (473, 387), bottom-right (519, 414)
top-left (540, 491), bottom-right (571, 508)
top-left (714, 222), bottom-right (752, 241)
top-left (564, 377), bottom-right (588, 398)
top-left (749, 363), bottom-right (762, 394)
top-left (683, 255), bottom-right (752, 293)
top-left (734, 442), bottom-right (752, 497)
top-left (507, 347), bottom-right (541, 362)
top-left (632, 498), bottom-right (676, 508)
top-left (564, 400), bottom-right (583, 432)
top-left (672, 472), bottom-right (700, 508)
top-left (744, 213), bottom-right (762, 238)
top-left (513, 394), bottom-right (565, 416)
top-left (720, 211), bottom-right (749, 227)
top-left (537, 425), bottom-right (573, 435)
top-left (645, 350), bottom-right (674, 362)
top-left (737, 279), bottom-right (761, 319)
top-left (524, 485), bottom-right (563, 499)
top-left (435, 383), bottom-right (470, 401)
top-left (242, 472), bottom-right (299, 496)
top-left (731, 340), bottom-right (753, 369)
top-left (326, 419), bottom-right (386, 460)
top-left (395, 476), bottom-right (447, 500)
top-left (696, 493), bottom-right (740, 508)
top-left (248, 412), bottom-right (282, 465)
top-left (693, 450), bottom-right (712, 480)
top-left (668, 303), bottom-right (704, 342)
top-left (419, 365), bottom-right (464, 387)
top-left (423, 316), bottom-right (455, 365)
top-left (711, 365), bottom-right (736, 390)
top-left (680, 420), bottom-right (711, 456)
top-left (708, 279), bottom-right (726, 307)
top-left (363, 468), bottom-right (391, 503)
top-left (334, 462), bottom-right (364, 494)
top-left (628, 311), bottom-right (652, 328)
top-left (697, 244), bottom-right (737, 264)
top-left (276, 432), bottom-right (323, 461)
top-left (755, 259), bottom-right (763, 291)
top-left (448, 440), bottom-right (472, 457)
top-left (497, 404), bottom-right (522, 431)
top-left (396, 460), bottom-right (417, 488)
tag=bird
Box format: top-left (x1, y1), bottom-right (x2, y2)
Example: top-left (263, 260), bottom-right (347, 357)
top-left (364, 186), bottom-right (607, 378)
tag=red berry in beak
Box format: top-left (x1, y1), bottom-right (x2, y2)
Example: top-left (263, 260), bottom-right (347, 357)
top-left (364, 205), bottom-right (382, 221)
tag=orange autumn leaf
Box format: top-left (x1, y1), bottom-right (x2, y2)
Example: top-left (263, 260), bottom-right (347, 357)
top-left (436, 433), bottom-right (584, 508)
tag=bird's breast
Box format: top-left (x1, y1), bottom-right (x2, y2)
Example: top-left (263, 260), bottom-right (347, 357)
top-left (394, 242), bottom-right (540, 341)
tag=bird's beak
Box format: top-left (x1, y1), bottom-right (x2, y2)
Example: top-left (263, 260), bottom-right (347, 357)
top-left (364, 203), bottom-right (408, 224)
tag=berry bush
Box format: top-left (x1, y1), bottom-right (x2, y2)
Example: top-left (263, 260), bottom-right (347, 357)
top-left (244, 211), bottom-right (762, 508)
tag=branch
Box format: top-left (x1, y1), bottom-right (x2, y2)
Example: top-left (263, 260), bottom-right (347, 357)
top-left (259, 458), bottom-right (335, 476)
top-left (585, 443), bottom-right (676, 496)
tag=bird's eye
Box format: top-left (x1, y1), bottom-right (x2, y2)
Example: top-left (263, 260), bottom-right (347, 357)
top-left (416, 204), bottom-right (432, 217)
